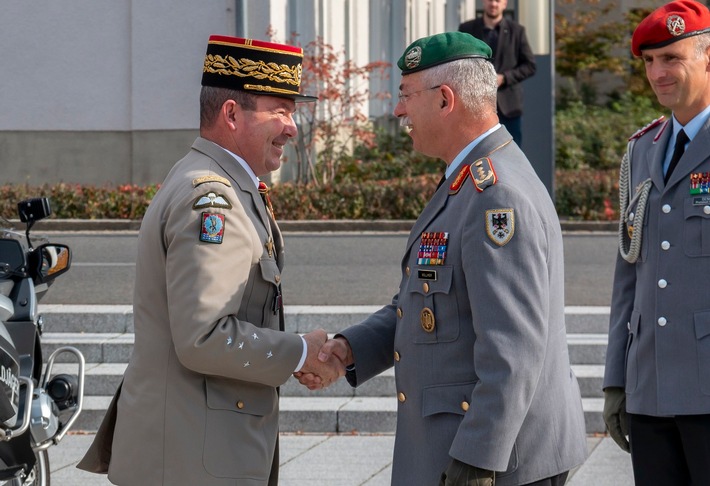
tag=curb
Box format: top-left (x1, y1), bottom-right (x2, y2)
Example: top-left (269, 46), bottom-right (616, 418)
top-left (10, 219), bottom-right (619, 232)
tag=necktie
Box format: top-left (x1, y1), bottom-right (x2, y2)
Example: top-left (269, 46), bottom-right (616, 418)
top-left (258, 181), bottom-right (275, 219)
top-left (258, 181), bottom-right (283, 315)
top-left (664, 129), bottom-right (689, 183)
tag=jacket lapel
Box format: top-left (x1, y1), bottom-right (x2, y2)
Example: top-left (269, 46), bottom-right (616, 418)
top-left (665, 119), bottom-right (710, 189)
top-left (191, 138), bottom-right (272, 233)
top-left (495, 18), bottom-right (511, 67)
top-left (647, 120), bottom-right (670, 191)
top-left (403, 126), bottom-right (513, 259)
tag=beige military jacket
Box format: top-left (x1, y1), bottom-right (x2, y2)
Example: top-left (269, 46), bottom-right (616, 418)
top-left (77, 137), bottom-right (303, 485)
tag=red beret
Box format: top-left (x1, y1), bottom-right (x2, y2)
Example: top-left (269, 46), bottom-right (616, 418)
top-left (631, 0), bottom-right (710, 56)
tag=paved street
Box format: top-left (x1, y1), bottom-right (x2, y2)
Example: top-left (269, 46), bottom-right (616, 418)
top-left (27, 226), bottom-right (633, 485)
top-left (39, 230), bottom-right (619, 307)
top-left (50, 433), bottom-right (634, 485)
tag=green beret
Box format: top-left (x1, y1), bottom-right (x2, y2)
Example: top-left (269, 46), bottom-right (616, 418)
top-left (397, 32), bottom-right (492, 75)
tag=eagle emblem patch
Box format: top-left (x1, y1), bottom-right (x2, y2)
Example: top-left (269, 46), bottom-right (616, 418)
top-left (485, 209), bottom-right (514, 246)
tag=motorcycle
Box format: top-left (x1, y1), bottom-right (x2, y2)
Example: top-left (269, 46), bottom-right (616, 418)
top-left (0, 198), bottom-right (85, 485)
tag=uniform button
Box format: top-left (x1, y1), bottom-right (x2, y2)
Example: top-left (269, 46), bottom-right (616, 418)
top-left (423, 282), bottom-right (430, 293)
top-left (661, 241), bottom-right (670, 250)
top-left (397, 308), bottom-right (403, 319)
top-left (461, 401), bottom-right (470, 412)
top-left (629, 211), bottom-right (635, 221)
top-left (394, 351), bottom-right (400, 362)
top-left (406, 266), bottom-right (410, 276)
top-left (627, 321), bottom-right (631, 330)
top-left (658, 279), bottom-right (667, 289)
top-left (236, 401), bottom-right (245, 409)
top-left (704, 206), bottom-right (710, 215)
top-left (398, 392), bottom-right (406, 402)
top-left (275, 275), bottom-right (281, 283)
top-left (662, 204), bottom-right (671, 213)
top-left (658, 317), bottom-right (667, 327)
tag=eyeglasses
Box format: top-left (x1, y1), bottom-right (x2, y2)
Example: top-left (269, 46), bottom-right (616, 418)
top-left (397, 85), bottom-right (441, 104)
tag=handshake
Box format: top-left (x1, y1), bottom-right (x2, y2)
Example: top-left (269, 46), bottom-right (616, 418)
top-left (295, 330), bottom-right (353, 390)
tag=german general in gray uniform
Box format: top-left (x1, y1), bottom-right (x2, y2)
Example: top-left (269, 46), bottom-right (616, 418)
top-left (603, 1), bottom-right (710, 484)
top-left (76, 36), bottom-right (341, 485)
top-left (297, 32), bottom-right (587, 486)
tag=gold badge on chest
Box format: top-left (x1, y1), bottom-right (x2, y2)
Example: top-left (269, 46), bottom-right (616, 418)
top-left (421, 307), bottom-right (435, 332)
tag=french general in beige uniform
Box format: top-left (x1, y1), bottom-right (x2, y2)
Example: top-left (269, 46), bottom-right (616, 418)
top-left (77, 36), bottom-right (339, 485)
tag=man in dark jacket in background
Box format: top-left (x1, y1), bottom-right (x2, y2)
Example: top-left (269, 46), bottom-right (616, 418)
top-left (459, 0), bottom-right (536, 147)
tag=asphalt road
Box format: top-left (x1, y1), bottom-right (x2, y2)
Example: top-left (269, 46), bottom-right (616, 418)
top-left (38, 230), bottom-right (618, 307)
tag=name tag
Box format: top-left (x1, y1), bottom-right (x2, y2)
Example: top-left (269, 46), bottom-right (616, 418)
top-left (418, 270), bottom-right (437, 281)
top-left (693, 196), bottom-right (710, 205)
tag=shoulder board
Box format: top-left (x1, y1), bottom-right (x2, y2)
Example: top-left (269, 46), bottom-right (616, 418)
top-left (469, 157), bottom-right (498, 193)
top-left (628, 116), bottom-right (666, 141)
top-left (192, 175), bottom-right (232, 188)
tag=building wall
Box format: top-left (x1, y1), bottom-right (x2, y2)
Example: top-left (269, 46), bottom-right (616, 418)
top-left (1, 0), bottom-right (234, 185)
top-left (0, 0), bottom-right (652, 186)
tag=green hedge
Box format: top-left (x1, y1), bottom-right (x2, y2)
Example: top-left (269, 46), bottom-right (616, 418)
top-left (0, 183), bottom-right (159, 220)
top-left (1, 171), bottom-right (619, 222)
top-left (3, 95), bottom-right (667, 222)
top-left (555, 93), bottom-right (666, 170)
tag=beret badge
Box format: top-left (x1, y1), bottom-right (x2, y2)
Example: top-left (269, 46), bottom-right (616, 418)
top-left (405, 46), bottom-right (422, 69)
top-left (667, 14), bottom-right (686, 36)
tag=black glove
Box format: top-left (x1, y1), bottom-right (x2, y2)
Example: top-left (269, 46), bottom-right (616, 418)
top-left (603, 387), bottom-right (630, 453)
top-left (439, 459), bottom-right (494, 486)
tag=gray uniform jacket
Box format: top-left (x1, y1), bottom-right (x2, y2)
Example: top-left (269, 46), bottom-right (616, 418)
top-left (77, 137), bottom-right (303, 485)
top-left (339, 127), bottom-right (587, 486)
top-left (604, 118), bottom-right (710, 416)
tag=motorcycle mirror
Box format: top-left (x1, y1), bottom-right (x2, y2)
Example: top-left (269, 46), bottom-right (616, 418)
top-left (32, 244), bottom-right (71, 283)
top-left (0, 239), bottom-right (26, 276)
top-left (17, 198), bottom-right (52, 250)
top-left (17, 198), bottom-right (51, 224)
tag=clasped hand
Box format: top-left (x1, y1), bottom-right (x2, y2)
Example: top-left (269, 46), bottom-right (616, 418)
top-left (295, 332), bottom-right (353, 390)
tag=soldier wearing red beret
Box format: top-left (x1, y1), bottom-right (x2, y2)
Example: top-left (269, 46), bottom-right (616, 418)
top-left (604, 1), bottom-right (710, 484)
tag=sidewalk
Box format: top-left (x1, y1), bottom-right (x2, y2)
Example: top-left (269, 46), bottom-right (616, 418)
top-left (48, 432), bottom-right (634, 485)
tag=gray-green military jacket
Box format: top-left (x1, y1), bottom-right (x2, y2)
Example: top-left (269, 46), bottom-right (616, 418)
top-left (339, 126), bottom-right (587, 486)
top-left (604, 117), bottom-right (710, 416)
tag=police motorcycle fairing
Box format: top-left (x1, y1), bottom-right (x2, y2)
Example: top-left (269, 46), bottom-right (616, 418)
top-left (0, 198), bottom-right (85, 485)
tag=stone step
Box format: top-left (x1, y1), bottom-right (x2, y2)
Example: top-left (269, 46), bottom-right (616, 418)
top-left (40, 305), bottom-right (612, 335)
top-left (73, 396), bottom-right (606, 435)
top-left (52, 363), bottom-right (606, 399)
top-left (40, 332), bottom-right (609, 366)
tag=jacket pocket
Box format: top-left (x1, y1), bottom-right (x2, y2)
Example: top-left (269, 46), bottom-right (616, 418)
top-left (625, 310), bottom-right (641, 394)
top-left (683, 198), bottom-right (710, 257)
top-left (202, 377), bottom-right (277, 479)
top-left (695, 310), bottom-right (710, 395)
top-left (421, 381), bottom-right (519, 476)
top-left (406, 265), bottom-right (459, 344)
top-left (421, 381), bottom-right (476, 418)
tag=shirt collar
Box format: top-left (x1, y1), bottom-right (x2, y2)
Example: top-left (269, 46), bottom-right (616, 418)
top-left (672, 103), bottom-right (710, 142)
top-left (445, 124), bottom-right (501, 180)
top-left (222, 147), bottom-right (260, 189)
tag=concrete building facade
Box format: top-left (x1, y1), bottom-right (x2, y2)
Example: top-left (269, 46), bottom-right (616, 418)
top-left (1, 0), bottom-right (658, 187)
